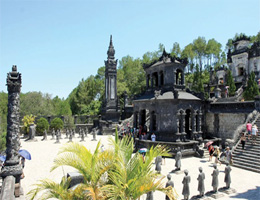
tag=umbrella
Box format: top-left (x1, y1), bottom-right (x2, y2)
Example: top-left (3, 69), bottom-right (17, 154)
top-left (205, 141), bottom-right (213, 147)
top-left (0, 155), bottom-right (6, 162)
top-left (19, 149), bottom-right (31, 160)
top-left (139, 148), bottom-right (148, 153)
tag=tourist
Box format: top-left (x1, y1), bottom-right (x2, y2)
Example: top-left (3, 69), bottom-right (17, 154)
top-left (225, 147), bottom-right (233, 165)
top-left (213, 147), bottom-right (221, 165)
top-left (251, 125), bottom-right (258, 145)
top-left (151, 133), bottom-right (156, 142)
top-left (208, 145), bottom-right (214, 162)
top-left (240, 132), bottom-right (246, 150)
top-left (246, 121), bottom-right (252, 141)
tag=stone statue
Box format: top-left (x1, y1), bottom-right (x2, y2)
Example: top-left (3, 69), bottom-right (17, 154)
top-left (80, 130), bottom-right (85, 142)
top-left (155, 156), bottom-right (162, 174)
top-left (55, 130), bottom-right (60, 143)
top-left (182, 169), bottom-right (190, 200)
top-left (175, 147), bottom-right (182, 171)
top-left (165, 174), bottom-right (174, 200)
top-left (27, 124), bottom-right (36, 141)
top-left (69, 132), bottom-right (73, 142)
top-left (146, 191), bottom-right (153, 200)
top-left (224, 163), bottom-right (232, 189)
top-left (85, 127), bottom-right (88, 137)
top-left (41, 129), bottom-right (47, 141)
top-left (211, 164), bottom-right (219, 193)
top-left (197, 167), bottom-right (205, 197)
top-left (51, 128), bottom-right (55, 140)
top-left (65, 128), bottom-right (69, 139)
top-left (92, 127), bottom-right (97, 141)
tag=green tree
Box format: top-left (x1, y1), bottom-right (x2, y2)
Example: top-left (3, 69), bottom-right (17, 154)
top-left (243, 72), bottom-right (260, 100)
top-left (22, 115), bottom-right (36, 134)
top-left (50, 118), bottom-right (64, 131)
top-left (226, 70), bottom-right (236, 96)
top-left (0, 132), bottom-right (6, 152)
top-left (181, 43), bottom-right (195, 73)
top-left (36, 117), bottom-right (50, 136)
top-left (171, 42), bottom-right (181, 57)
top-left (193, 37), bottom-right (207, 72)
top-left (0, 92), bottom-right (8, 133)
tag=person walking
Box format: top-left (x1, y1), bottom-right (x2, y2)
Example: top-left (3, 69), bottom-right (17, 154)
top-left (240, 132), bottom-right (246, 150)
top-left (246, 121), bottom-right (252, 141)
top-left (208, 145), bottom-right (214, 162)
top-left (251, 125), bottom-right (258, 145)
top-left (213, 147), bottom-right (221, 165)
top-left (151, 133), bottom-right (156, 142)
top-left (225, 147), bottom-right (233, 165)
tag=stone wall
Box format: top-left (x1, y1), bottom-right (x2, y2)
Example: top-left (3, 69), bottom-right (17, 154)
top-left (205, 112), bottom-right (247, 140)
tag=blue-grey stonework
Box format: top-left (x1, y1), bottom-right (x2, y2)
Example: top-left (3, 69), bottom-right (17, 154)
top-left (1, 65), bottom-right (22, 182)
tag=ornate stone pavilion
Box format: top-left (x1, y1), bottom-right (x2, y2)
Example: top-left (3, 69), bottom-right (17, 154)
top-left (227, 37), bottom-right (260, 84)
top-left (133, 50), bottom-right (204, 142)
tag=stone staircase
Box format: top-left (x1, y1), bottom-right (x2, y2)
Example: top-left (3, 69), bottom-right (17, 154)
top-left (232, 121), bottom-right (260, 173)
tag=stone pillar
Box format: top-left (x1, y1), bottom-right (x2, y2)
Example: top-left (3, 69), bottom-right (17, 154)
top-left (149, 111), bottom-right (153, 132)
top-left (173, 70), bottom-right (176, 86)
top-left (1, 65), bottom-right (23, 184)
top-left (197, 111), bottom-right (203, 140)
top-left (181, 112), bottom-right (187, 142)
top-left (176, 111), bottom-right (181, 142)
top-left (146, 75), bottom-right (150, 89)
top-left (192, 111), bottom-right (197, 139)
top-left (150, 74), bottom-right (153, 88)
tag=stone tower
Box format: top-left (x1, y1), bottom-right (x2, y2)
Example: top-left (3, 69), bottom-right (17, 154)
top-left (102, 35), bottom-right (120, 122)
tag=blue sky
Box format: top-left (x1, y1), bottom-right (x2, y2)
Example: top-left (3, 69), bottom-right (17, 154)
top-left (0, 0), bottom-right (259, 98)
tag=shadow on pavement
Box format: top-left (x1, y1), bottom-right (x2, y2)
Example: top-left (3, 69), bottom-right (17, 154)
top-left (230, 186), bottom-right (260, 200)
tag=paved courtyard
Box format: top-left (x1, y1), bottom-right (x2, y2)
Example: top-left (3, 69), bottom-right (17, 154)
top-left (20, 135), bottom-right (260, 200)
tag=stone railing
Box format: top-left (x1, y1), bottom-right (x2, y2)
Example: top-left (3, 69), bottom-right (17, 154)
top-left (0, 176), bottom-right (15, 200)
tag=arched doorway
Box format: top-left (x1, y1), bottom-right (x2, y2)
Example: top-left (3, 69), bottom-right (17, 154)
top-left (185, 109), bottom-right (192, 139)
top-left (151, 111), bottom-right (157, 131)
top-left (152, 72), bottom-right (159, 87)
top-left (176, 69), bottom-right (182, 85)
top-left (160, 71), bottom-right (164, 86)
top-left (140, 109), bottom-right (146, 127)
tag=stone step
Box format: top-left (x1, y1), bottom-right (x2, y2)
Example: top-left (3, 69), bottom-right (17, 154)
top-left (232, 163), bottom-right (260, 173)
top-left (235, 145), bottom-right (260, 151)
top-left (233, 156), bottom-right (260, 165)
top-left (233, 152), bottom-right (260, 160)
top-left (234, 150), bottom-right (260, 157)
top-left (233, 155), bottom-right (260, 163)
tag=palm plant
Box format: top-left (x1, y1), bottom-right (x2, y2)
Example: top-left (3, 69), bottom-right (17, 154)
top-left (27, 141), bottom-right (114, 200)
top-left (100, 129), bottom-right (177, 200)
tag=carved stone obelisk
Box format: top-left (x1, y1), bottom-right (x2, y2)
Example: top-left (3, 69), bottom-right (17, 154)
top-left (101, 35), bottom-right (120, 122)
top-left (1, 65), bottom-right (23, 182)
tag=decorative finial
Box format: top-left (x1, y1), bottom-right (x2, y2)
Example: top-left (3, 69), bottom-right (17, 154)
top-left (12, 65), bottom-right (17, 72)
top-left (107, 35), bottom-right (115, 59)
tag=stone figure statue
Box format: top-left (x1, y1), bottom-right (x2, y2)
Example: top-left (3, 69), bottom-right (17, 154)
top-left (65, 128), bottom-right (69, 139)
top-left (51, 128), bottom-right (55, 140)
top-left (85, 127), bottom-right (88, 137)
top-left (224, 163), bottom-right (232, 189)
top-left (55, 130), bottom-right (60, 143)
top-left (92, 127), bottom-right (97, 141)
top-left (41, 129), bottom-right (48, 141)
top-left (146, 191), bottom-right (153, 200)
top-left (80, 130), bottom-right (85, 142)
top-left (182, 169), bottom-right (190, 200)
top-left (27, 124), bottom-right (36, 140)
top-left (197, 167), bottom-right (205, 197)
top-left (165, 174), bottom-right (174, 200)
top-left (155, 156), bottom-right (162, 174)
top-left (69, 131), bottom-right (73, 142)
top-left (175, 147), bottom-right (182, 171)
top-left (211, 164), bottom-right (219, 193)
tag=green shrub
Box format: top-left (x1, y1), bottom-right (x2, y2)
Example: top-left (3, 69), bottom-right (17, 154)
top-left (0, 132), bottom-right (6, 153)
top-left (50, 118), bottom-right (64, 131)
top-left (36, 118), bottom-right (49, 136)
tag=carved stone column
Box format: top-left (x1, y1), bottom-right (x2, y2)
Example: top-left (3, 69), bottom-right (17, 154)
top-left (198, 111), bottom-right (203, 140)
top-left (1, 65), bottom-right (23, 183)
top-left (158, 72), bottom-right (161, 87)
top-left (181, 111), bottom-right (187, 142)
top-left (192, 111), bottom-right (197, 140)
top-left (173, 70), bottom-right (176, 86)
top-left (176, 111), bottom-right (181, 142)
top-left (181, 71), bottom-right (185, 86)
top-left (150, 74), bottom-right (153, 88)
